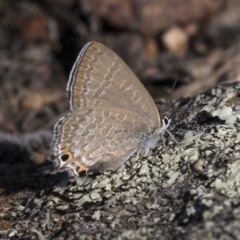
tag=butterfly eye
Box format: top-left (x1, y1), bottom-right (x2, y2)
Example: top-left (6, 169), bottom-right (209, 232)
top-left (60, 153), bottom-right (71, 162)
top-left (163, 117), bottom-right (169, 125)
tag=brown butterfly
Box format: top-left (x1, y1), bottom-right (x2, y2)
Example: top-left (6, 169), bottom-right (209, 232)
top-left (50, 42), bottom-right (172, 176)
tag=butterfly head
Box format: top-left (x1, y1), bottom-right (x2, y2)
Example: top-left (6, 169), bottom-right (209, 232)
top-left (162, 116), bottom-right (171, 130)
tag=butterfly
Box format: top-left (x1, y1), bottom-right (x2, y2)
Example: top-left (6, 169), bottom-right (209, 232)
top-left (50, 41), bottom-right (172, 176)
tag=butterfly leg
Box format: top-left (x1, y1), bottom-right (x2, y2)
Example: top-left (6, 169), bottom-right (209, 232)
top-left (166, 130), bottom-right (178, 143)
top-left (161, 133), bottom-right (166, 147)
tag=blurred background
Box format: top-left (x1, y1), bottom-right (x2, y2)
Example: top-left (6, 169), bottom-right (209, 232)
top-left (0, 0), bottom-right (240, 163)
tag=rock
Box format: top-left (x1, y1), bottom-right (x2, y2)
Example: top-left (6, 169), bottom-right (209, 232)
top-left (2, 83), bottom-right (240, 239)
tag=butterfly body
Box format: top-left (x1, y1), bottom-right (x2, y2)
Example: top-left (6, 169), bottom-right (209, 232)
top-left (50, 42), bottom-right (171, 176)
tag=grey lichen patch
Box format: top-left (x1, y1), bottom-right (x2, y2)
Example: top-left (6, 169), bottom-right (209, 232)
top-left (3, 83), bottom-right (240, 239)
top-left (211, 157), bottom-right (240, 197)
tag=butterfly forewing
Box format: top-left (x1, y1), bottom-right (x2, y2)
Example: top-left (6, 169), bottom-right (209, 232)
top-left (67, 42), bottom-right (161, 128)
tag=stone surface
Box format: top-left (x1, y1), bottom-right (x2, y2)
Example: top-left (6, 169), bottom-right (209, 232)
top-left (1, 83), bottom-right (240, 239)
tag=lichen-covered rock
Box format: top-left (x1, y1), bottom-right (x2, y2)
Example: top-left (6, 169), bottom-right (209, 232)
top-left (2, 83), bottom-right (240, 239)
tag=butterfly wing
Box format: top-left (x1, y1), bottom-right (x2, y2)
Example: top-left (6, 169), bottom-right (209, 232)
top-left (51, 106), bottom-right (156, 173)
top-left (67, 41), bottom-right (161, 129)
top-left (51, 41), bottom-right (164, 174)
